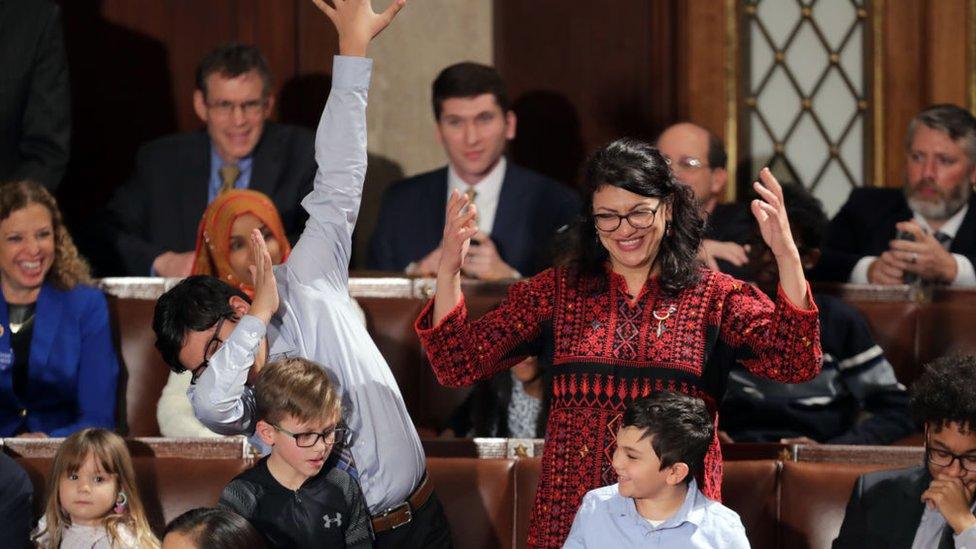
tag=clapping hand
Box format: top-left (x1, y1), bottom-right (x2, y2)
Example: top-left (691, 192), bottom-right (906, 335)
top-left (311, 0), bottom-right (406, 57)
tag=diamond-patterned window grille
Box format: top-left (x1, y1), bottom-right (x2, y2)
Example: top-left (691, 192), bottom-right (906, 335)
top-left (741, 0), bottom-right (873, 216)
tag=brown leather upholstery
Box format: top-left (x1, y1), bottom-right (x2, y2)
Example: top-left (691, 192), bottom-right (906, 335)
top-left (723, 460), bottom-right (781, 549)
top-left (514, 457), bottom-right (541, 549)
top-left (107, 297), bottom-right (171, 437)
top-left (427, 457), bottom-right (517, 549)
top-left (916, 301), bottom-right (976, 371)
top-left (779, 461), bottom-right (903, 549)
top-left (840, 300), bottom-right (919, 385)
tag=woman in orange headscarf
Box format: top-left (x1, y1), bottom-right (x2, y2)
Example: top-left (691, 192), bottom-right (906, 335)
top-left (191, 189), bottom-right (290, 298)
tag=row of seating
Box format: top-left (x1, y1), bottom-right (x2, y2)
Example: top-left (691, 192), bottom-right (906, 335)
top-left (99, 277), bottom-right (976, 437)
top-left (4, 437), bottom-right (924, 549)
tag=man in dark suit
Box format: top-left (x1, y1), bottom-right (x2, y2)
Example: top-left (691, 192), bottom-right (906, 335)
top-left (0, 0), bottom-right (70, 190)
top-left (834, 355), bottom-right (976, 548)
top-left (368, 62), bottom-right (580, 279)
top-left (656, 122), bottom-right (752, 278)
top-left (104, 43), bottom-right (315, 276)
top-left (815, 104), bottom-right (976, 286)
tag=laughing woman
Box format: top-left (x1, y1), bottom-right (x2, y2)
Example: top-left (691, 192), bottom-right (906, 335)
top-left (416, 138), bottom-right (823, 548)
top-left (0, 181), bottom-right (118, 437)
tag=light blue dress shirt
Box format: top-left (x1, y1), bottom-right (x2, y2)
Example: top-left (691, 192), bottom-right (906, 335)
top-left (188, 55), bottom-right (426, 515)
top-left (911, 501), bottom-right (976, 549)
top-left (563, 478), bottom-right (750, 548)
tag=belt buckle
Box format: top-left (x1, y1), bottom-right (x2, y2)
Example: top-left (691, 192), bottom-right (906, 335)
top-left (380, 501), bottom-right (412, 530)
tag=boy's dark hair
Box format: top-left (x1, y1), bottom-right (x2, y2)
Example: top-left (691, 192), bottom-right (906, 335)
top-left (622, 391), bottom-right (713, 482)
top-left (432, 62), bottom-right (509, 120)
top-left (153, 275), bottom-right (250, 373)
top-left (910, 355), bottom-right (976, 432)
top-left (196, 43), bottom-right (273, 98)
top-left (165, 507), bottom-right (266, 549)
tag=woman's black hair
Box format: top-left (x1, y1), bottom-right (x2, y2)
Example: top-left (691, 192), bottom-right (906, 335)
top-left (563, 137), bottom-right (704, 295)
top-left (164, 507), bottom-right (266, 549)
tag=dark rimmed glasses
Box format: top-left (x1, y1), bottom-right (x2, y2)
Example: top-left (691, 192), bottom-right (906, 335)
top-left (926, 433), bottom-right (976, 472)
top-left (189, 317), bottom-right (227, 383)
top-left (593, 204), bottom-right (662, 232)
top-left (273, 424), bottom-right (352, 448)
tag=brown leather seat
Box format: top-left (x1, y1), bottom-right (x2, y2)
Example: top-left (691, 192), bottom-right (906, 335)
top-left (779, 461), bottom-right (905, 549)
top-left (723, 460), bottom-right (781, 549)
top-left (427, 457), bottom-right (516, 549)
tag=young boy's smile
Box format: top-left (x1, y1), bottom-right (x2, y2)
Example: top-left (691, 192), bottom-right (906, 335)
top-left (612, 426), bottom-right (676, 500)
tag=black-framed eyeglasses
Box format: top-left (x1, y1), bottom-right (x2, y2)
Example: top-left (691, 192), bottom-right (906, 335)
top-left (273, 424), bottom-right (351, 448)
top-left (926, 436), bottom-right (976, 473)
top-left (593, 204), bottom-right (662, 232)
top-left (189, 317), bottom-right (227, 383)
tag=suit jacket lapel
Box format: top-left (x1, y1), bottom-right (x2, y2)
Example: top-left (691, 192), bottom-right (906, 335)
top-left (423, 169), bottom-right (449, 253)
top-left (250, 123), bottom-right (282, 197)
top-left (950, 196), bottom-right (976, 254)
top-left (182, 131), bottom-right (211, 242)
top-left (890, 466), bottom-right (931, 547)
top-left (490, 163), bottom-right (527, 260)
top-left (28, 284), bottom-right (62, 373)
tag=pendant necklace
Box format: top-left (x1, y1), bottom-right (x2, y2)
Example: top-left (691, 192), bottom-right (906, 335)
top-left (652, 304), bottom-right (677, 338)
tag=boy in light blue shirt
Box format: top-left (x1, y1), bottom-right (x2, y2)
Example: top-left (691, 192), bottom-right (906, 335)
top-left (564, 392), bottom-right (750, 548)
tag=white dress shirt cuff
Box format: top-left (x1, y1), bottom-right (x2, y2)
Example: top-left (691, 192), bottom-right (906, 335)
top-left (849, 256), bottom-right (876, 284)
top-left (951, 254), bottom-right (976, 287)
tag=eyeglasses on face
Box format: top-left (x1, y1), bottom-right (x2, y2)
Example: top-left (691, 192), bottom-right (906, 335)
top-left (664, 156), bottom-right (709, 172)
top-left (189, 317), bottom-right (227, 383)
top-left (592, 204), bottom-right (662, 232)
top-left (206, 98), bottom-right (268, 118)
top-left (273, 424), bottom-right (351, 448)
top-left (926, 444), bottom-right (976, 473)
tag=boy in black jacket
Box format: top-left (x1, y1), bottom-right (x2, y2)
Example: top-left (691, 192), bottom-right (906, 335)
top-left (220, 357), bottom-right (371, 548)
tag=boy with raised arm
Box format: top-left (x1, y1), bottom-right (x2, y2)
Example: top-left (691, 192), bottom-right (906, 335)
top-left (152, 2), bottom-right (452, 546)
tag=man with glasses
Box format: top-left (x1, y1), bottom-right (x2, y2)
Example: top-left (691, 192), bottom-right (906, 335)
top-left (103, 43), bottom-right (316, 277)
top-left (656, 122), bottom-right (753, 278)
top-left (834, 355), bottom-right (976, 548)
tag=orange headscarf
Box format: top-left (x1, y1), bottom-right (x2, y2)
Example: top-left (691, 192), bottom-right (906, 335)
top-left (191, 189), bottom-right (291, 297)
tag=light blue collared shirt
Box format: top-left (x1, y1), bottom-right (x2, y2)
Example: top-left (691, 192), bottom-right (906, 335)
top-left (911, 500), bottom-right (976, 549)
top-left (207, 148), bottom-right (254, 203)
top-left (188, 55), bottom-right (426, 515)
top-left (563, 478), bottom-right (750, 548)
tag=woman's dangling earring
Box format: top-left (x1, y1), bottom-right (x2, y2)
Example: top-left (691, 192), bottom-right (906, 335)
top-left (664, 221), bottom-right (673, 238)
top-left (114, 491), bottom-right (128, 514)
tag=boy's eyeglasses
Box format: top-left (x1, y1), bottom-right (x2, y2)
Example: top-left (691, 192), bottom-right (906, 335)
top-left (273, 424), bottom-right (351, 448)
top-left (190, 317), bottom-right (227, 384)
top-left (926, 436), bottom-right (976, 472)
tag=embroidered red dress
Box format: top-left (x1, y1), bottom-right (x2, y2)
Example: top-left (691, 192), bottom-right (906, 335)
top-left (415, 267), bottom-right (822, 548)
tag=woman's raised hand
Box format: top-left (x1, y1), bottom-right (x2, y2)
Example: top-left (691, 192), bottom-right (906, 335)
top-left (437, 189), bottom-right (480, 277)
top-left (751, 167), bottom-right (800, 260)
top-left (311, 0), bottom-right (406, 57)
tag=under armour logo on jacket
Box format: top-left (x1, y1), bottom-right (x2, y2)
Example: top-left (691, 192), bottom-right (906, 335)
top-left (322, 512), bottom-right (343, 529)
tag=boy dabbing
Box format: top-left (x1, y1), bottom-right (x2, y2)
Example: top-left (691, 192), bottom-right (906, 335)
top-left (564, 392), bottom-right (750, 548)
top-left (220, 358), bottom-right (371, 548)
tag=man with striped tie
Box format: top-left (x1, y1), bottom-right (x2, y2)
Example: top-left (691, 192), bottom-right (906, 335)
top-left (102, 44), bottom-right (316, 277)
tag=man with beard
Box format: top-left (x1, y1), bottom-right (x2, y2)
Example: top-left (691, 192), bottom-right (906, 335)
top-left (834, 355), bottom-right (976, 548)
top-left (813, 104), bottom-right (976, 286)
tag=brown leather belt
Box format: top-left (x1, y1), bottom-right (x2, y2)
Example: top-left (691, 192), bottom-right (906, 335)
top-left (371, 472), bottom-right (434, 533)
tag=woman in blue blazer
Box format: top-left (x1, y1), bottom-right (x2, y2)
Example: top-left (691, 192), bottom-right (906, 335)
top-left (0, 181), bottom-right (118, 437)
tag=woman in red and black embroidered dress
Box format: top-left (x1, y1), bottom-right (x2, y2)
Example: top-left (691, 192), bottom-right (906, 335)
top-left (416, 139), bottom-right (822, 548)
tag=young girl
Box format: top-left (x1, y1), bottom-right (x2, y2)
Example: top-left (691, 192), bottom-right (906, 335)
top-left (33, 428), bottom-right (159, 548)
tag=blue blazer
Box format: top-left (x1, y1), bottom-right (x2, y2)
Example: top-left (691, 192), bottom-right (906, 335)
top-left (0, 283), bottom-right (119, 436)
top-left (368, 163), bottom-right (581, 276)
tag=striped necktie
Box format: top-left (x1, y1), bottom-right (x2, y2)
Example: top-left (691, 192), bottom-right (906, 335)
top-left (219, 164), bottom-right (241, 194)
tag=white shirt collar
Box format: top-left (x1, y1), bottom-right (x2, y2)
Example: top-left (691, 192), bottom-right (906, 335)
top-left (446, 157), bottom-right (507, 234)
top-left (913, 203), bottom-right (969, 239)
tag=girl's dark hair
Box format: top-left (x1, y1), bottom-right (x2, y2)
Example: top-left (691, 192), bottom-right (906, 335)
top-left (563, 138), bottom-right (704, 295)
top-left (165, 508), bottom-right (265, 549)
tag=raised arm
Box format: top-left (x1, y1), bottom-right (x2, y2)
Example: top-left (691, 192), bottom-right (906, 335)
top-left (286, 0), bottom-right (404, 289)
